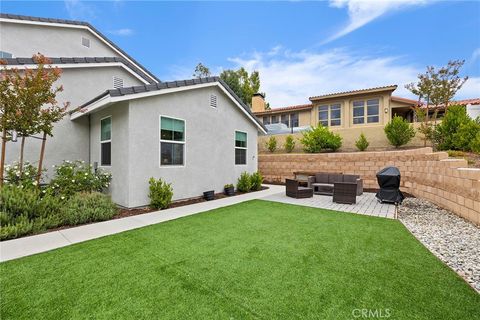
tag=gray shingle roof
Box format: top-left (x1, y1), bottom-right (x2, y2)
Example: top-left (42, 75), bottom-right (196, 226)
top-left (2, 56), bottom-right (155, 84)
top-left (0, 13), bottom-right (160, 83)
top-left (76, 77), bottom-right (267, 132)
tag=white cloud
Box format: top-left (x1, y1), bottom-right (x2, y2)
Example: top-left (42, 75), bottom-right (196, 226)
top-left (324, 0), bottom-right (429, 43)
top-left (108, 28), bottom-right (134, 36)
top-left (64, 0), bottom-right (96, 20)
top-left (226, 47), bottom-right (479, 108)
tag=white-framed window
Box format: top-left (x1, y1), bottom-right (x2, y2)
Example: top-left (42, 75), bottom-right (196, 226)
top-left (100, 116), bottom-right (111, 166)
top-left (113, 76), bottom-right (123, 88)
top-left (81, 37), bottom-right (90, 48)
top-left (235, 131), bottom-right (247, 165)
top-left (318, 103), bottom-right (341, 127)
top-left (160, 116), bottom-right (185, 166)
top-left (353, 99), bottom-right (380, 124)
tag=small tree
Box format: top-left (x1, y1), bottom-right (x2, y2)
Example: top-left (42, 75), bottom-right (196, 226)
top-left (220, 67), bottom-right (260, 107)
top-left (266, 136), bottom-right (277, 153)
top-left (284, 135), bottom-right (295, 153)
top-left (355, 133), bottom-right (369, 151)
top-left (0, 54), bottom-right (66, 186)
top-left (193, 63), bottom-right (211, 78)
top-left (406, 60), bottom-right (468, 147)
top-left (433, 105), bottom-right (475, 151)
top-left (384, 116), bottom-right (415, 148)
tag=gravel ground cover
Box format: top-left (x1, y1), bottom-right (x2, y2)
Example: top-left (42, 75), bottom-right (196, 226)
top-left (398, 198), bottom-right (480, 292)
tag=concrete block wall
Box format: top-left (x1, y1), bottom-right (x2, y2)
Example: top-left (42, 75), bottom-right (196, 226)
top-left (258, 147), bottom-right (480, 225)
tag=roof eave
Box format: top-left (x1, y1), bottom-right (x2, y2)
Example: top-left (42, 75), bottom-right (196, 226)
top-left (309, 85), bottom-right (398, 102)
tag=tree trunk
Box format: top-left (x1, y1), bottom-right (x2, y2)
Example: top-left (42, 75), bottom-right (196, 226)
top-left (0, 128), bottom-right (6, 187)
top-left (36, 132), bottom-right (47, 185)
top-left (19, 136), bottom-right (26, 175)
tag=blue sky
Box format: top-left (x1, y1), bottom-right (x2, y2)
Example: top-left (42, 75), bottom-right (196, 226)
top-left (2, 0), bottom-right (479, 106)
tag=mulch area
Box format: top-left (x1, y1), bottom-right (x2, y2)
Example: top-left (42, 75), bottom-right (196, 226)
top-left (115, 186), bottom-right (269, 218)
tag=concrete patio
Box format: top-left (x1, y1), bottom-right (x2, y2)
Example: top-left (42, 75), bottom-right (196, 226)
top-left (262, 192), bottom-right (396, 219)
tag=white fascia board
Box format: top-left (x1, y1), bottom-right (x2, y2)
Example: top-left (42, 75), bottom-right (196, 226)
top-left (0, 18), bottom-right (158, 84)
top-left (4, 62), bottom-right (150, 85)
top-left (70, 82), bottom-right (267, 133)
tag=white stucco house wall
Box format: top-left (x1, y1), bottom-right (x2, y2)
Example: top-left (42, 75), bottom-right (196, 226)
top-left (0, 13), bottom-right (266, 207)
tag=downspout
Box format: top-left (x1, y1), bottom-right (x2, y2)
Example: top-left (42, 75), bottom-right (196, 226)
top-left (88, 114), bottom-right (91, 165)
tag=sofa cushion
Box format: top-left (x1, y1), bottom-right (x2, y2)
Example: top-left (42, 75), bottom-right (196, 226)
top-left (328, 173), bottom-right (343, 184)
top-left (343, 175), bottom-right (358, 183)
top-left (315, 173), bottom-right (329, 183)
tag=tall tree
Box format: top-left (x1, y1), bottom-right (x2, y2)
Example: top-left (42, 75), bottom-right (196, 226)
top-left (405, 60), bottom-right (468, 146)
top-left (193, 63), bottom-right (211, 78)
top-left (220, 67), bottom-right (260, 107)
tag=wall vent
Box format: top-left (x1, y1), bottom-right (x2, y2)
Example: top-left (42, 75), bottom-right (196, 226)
top-left (113, 76), bottom-right (124, 89)
top-left (210, 94), bottom-right (217, 108)
top-left (81, 37), bottom-right (90, 48)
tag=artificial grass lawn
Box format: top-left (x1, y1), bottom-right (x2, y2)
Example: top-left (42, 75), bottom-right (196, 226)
top-left (1, 200), bottom-right (479, 320)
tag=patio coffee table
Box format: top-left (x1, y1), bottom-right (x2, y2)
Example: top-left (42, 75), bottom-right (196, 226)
top-left (311, 183), bottom-right (334, 196)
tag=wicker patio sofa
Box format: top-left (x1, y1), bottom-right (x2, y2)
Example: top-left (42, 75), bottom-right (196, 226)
top-left (285, 179), bottom-right (314, 199)
top-left (307, 173), bottom-right (363, 196)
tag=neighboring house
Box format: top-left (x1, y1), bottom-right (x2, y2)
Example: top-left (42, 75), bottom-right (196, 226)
top-left (1, 14), bottom-right (266, 207)
top-left (253, 86), bottom-right (479, 151)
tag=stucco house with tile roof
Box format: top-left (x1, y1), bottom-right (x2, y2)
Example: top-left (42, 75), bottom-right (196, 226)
top-left (0, 13), bottom-right (266, 207)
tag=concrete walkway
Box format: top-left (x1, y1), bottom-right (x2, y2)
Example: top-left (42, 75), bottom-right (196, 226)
top-left (0, 185), bottom-right (284, 262)
top-left (0, 185), bottom-right (395, 262)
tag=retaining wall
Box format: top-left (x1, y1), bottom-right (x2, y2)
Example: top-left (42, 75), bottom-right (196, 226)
top-left (258, 147), bottom-right (480, 225)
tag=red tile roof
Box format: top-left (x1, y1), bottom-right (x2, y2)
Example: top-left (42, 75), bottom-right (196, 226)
top-left (253, 103), bottom-right (313, 115)
top-left (420, 98), bottom-right (480, 109)
top-left (309, 85), bottom-right (397, 101)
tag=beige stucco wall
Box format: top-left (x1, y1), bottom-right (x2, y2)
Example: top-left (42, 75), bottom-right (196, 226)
top-left (258, 148), bottom-right (480, 225)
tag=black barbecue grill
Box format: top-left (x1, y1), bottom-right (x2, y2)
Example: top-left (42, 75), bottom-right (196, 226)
top-left (375, 166), bottom-right (404, 204)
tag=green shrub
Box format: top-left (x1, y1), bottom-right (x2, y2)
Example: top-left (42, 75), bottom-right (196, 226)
top-left (433, 105), bottom-right (471, 150)
top-left (452, 119), bottom-right (480, 151)
top-left (0, 186), bottom-right (65, 240)
top-left (471, 132), bottom-right (480, 153)
top-left (284, 135), bottom-right (295, 153)
top-left (384, 116), bottom-right (415, 148)
top-left (250, 172), bottom-right (263, 191)
top-left (355, 133), bottom-right (369, 151)
top-left (236, 172), bottom-right (252, 192)
top-left (266, 136), bottom-right (277, 153)
top-left (4, 161), bottom-right (44, 189)
top-left (148, 177), bottom-right (173, 209)
top-left (63, 192), bottom-right (117, 225)
top-left (47, 160), bottom-right (112, 198)
top-left (300, 124), bottom-right (342, 153)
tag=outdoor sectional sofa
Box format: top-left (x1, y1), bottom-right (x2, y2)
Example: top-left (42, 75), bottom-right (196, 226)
top-left (307, 173), bottom-right (363, 196)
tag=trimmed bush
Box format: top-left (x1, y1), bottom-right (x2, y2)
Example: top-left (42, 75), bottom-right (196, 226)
top-left (471, 132), bottom-right (480, 153)
top-left (284, 135), bottom-right (295, 153)
top-left (384, 116), bottom-right (415, 148)
top-left (355, 133), bottom-right (369, 151)
top-left (300, 124), bottom-right (342, 153)
top-left (266, 136), bottom-right (277, 153)
top-left (250, 172), bottom-right (263, 191)
top-left (0, 186), bottom-right (64, 240)
top-left (433, 105), bottom-right (471, 150)
top-left (453, 119), bottom-right (480, 151)
top-left (63, 192), bottom-right (117, 225)
top-left (148, 177), bottom-right (173, 209)
top-left (236, 172), bottom-right (252, 192)
top-left (47, 160), bottom-right (112, 198)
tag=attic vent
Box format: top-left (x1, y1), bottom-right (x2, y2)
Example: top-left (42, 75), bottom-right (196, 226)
top-left (81, 37), bottom-right (90, 48)
top-left (210, 94), bottom-right (217, 108)
top-left (113, 76), bottom-right (124, 89)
